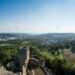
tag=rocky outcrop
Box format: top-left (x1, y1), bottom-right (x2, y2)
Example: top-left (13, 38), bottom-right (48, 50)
top-left (0, 67), bottom-right (18, 75)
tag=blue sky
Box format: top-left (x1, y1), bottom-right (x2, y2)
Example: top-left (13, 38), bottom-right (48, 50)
top-left (0, 0), bottom-right (75, 33)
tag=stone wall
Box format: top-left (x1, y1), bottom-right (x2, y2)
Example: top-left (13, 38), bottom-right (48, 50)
top-left (0, 47), bottom-right (30, 75)
top-left (18, 47), bottom-right (30, 75)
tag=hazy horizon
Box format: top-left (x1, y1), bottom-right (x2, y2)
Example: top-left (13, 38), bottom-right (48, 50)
top-left (0, 0), bottom-right (75, 33)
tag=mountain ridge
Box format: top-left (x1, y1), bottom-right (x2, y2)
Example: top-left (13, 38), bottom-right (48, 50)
top-left (0, 33), bottom-right (75, 40)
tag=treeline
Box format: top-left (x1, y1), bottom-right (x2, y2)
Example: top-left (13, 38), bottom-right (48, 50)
top-left (36, 40), bottom-right (75, 54)
top-left (0, 44), bottom-right (20, 67)
top-left (30, 46), bottom-right (75, 75)
top-left (0, 39), bottom-right (22, 44)
top-left (0, 39), bottom-right (30, 67)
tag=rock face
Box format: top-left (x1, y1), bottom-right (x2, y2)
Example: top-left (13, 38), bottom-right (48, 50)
top-left (0, 67), bottom-right (18, 75)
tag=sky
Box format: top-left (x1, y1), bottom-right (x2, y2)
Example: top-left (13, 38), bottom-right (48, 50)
top-left (0, 0), bottom-right (75, 34)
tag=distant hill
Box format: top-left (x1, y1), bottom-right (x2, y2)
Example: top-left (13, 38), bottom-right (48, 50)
top-left (0, 33), bottom-right (75, 40)
top-left (37, 33), bottom-right (75, 40)
top-left (0, 33), bottom-right (36, 40)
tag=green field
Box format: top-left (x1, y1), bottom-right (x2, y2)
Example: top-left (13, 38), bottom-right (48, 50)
top-left (64, 49), bottom-right (75, 63)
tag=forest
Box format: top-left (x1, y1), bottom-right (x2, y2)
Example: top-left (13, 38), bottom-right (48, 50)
top-left (0, 39), bottom-right (75, 75)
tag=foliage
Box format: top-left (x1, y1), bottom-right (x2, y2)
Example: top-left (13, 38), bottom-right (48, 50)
top-left (30, 46), bottom-right (75, 75)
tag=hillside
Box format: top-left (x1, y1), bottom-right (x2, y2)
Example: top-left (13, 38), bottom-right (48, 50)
top-left (0, 33), bottom-right (75, 40)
